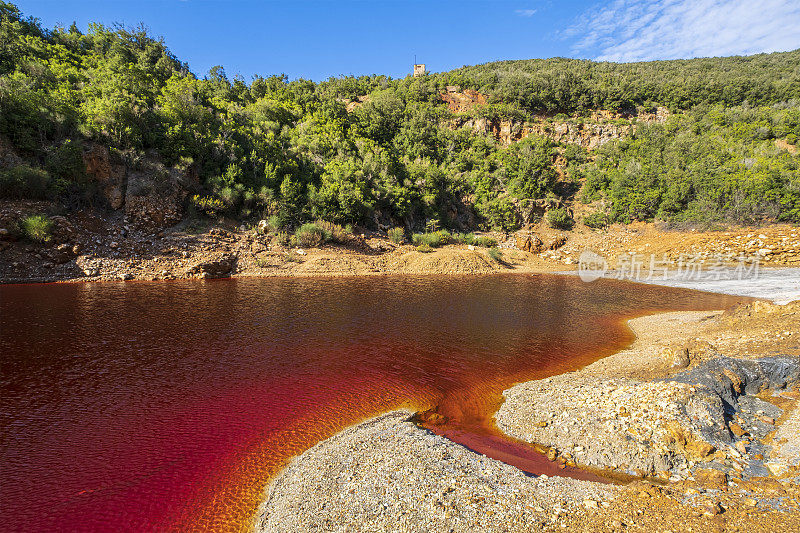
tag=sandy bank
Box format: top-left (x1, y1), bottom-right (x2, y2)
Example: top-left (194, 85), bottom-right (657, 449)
top-left (256, 302), bottom-right (800, 532)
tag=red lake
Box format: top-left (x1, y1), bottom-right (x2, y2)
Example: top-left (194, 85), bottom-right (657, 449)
top-left (0, 275), bottom-right (745, 532)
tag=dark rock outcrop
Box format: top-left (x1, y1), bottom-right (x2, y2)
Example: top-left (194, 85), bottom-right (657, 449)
top-left (667, 356), bottom-right (800, 415)
top-left (188, 253), bottom-right (237, 278)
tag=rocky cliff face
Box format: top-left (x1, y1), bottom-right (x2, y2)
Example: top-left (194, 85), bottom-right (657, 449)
top-left (81, 143), bottom-right (194, 229)
top-left (124, 165), bottom-right (195, 229)
top-left (440, 88), bottom-right (669, 149)
top-left (82, 143), bottom-right (127, 209)
top-left (347, 87), bottom-right (667, 149)
top-left (441, 87), bottom-right (488, 113)
top-left (451, 111), bottom-right (667, 149)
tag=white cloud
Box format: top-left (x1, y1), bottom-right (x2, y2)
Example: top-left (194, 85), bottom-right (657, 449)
top-left (568, 0), bottom-right (800, 62)
top-left (515, 9), bottom-right (537, 17)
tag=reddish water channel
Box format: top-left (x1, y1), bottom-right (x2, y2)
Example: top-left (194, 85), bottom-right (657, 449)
top-left (0, 275), bottom-right (745, 532)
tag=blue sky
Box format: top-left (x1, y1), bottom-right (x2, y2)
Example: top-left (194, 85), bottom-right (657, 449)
top-left (14, 0), bottom-right (800, 81)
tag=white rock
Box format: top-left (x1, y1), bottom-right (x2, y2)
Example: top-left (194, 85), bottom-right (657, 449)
top-left (765, 461), bottom-right (788, 476)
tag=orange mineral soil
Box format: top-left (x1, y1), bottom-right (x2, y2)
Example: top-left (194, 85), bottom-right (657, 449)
top-left (0, 275), bottom-right (745, 531)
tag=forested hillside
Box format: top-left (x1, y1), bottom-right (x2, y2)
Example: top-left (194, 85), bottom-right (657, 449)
top-left (1, 1), bottom-right (798, 232)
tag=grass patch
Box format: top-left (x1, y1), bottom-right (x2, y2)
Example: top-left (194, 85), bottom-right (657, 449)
top-left (451, 232), bottom-right (475, 245)
top-left (488, 246), bottom-right (502, 262)
top-left (293, 220), bottom-right (351, 247)
top-left (272, 231), bottom-right (291, 246)
top-left (314, 220), bottom-right (351, 243)
top-left (473, 235), bottom-right (497, 247)
top-left (451, 232), bottom-right (497, 247)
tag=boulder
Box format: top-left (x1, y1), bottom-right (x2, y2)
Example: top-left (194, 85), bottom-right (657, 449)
top-left (498, 357), bottom-right (799, 479)
top-left (548, 235), bottom-right (567, 250)
top-left (694, 468), bottom-right (727, 487)
top-left (189, 254), bottom-right (237, 279)
top-left (515, 233), bottom-right (543, 253)
top-left (515, 234), bottom-right (531, 252)
top-left (664, 346), bottom-right (691, 368)
top-left (49, 216), bottom-right (76, 244)
top-left (50, 243), bottom-right (74, 264)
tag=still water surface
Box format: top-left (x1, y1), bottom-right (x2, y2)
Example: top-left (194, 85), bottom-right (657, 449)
top-left (0, 275), bottom-right (745, 532)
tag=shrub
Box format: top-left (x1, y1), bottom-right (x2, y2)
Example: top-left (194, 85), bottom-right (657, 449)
top-left (583, 210), bottom-right (610, 229)
top-left (272, 231), bottom-right (291, 246)
top-left (265, 213), bottom-right (286, 232)
top-left (415, 243), bottom-right (433, 253)
top-left (314, 220), bottom-right (350, 243)
top-left (452, 232), bottom-right (474, 245)
top-left (411, 230), bottom-right (452, 248)
top-left (473, 235), bottom-right (497, 247)
top-left (45, 140), bottom-right (86, 181)
top-left (20, 215), bottom-right (53, 242)
top-left (388, 227), bottom-right (405, 244)
top-left (547, 207), bottom-right (574, 230)
top-left (191, 195), bottom-right (225, 217)
top-left (488, 246), bottom-right (502, 261)
top-left (294, 222), bottom-right (331, 247)
top-left (0, 165), bottom-right (61, 200)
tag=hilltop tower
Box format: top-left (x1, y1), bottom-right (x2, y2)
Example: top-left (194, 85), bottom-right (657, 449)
top-left (413, 63), bottom-right (426, 77)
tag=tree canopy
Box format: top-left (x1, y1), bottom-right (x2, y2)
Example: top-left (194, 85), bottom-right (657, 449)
top-left (1, 1), bottom-right (798, 229)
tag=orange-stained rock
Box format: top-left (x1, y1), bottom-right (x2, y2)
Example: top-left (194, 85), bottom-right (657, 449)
top-left (548, 235), bottom-right (567, 250)
top-left (82, 143), bottom-right (126, 209)
top-left (516, 234), bottom-right (532, 252)
top-left (440, 89), bottom-right (488, 113)
top-left (694, 468), bottom-right (727, 486)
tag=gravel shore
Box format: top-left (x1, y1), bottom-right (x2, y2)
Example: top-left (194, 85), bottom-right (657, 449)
top-left (255, 411), bottom-right (615, 532)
